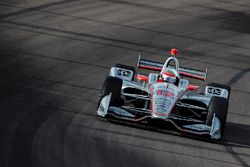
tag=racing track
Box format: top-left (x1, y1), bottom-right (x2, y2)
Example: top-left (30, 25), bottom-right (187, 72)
top-left (0, 0), bottom-right (250, 166)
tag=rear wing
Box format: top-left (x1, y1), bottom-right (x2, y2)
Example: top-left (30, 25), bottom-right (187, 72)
top-left (137, 56), bottom-right (207, 81)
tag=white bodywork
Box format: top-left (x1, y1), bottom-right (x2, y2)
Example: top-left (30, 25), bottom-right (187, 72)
top-left (97, 55), bottom-right (228, 140)
top-left (151, 83), bottom-right (182, 119)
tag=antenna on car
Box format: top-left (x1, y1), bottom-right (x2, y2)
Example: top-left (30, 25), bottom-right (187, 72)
top-left (170, 48), bottom-right (178, 57)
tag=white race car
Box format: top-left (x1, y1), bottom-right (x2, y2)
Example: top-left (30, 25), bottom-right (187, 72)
top-left (97, 49), bottom-right (230, 140)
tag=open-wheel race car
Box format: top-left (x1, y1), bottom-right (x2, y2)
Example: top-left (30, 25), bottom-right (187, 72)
top-left (97, 48), bottom-right (230, 140)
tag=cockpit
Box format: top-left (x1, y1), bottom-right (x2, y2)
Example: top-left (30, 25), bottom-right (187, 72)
top-left (159, 56), bottom-right (180, 85)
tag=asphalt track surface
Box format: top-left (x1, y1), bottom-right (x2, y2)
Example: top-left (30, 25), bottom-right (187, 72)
top-left (0, 0), bottom-right (250, 167)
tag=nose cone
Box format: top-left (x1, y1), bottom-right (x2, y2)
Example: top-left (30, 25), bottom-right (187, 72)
top-left (151, 83), bottom-right (177, 119)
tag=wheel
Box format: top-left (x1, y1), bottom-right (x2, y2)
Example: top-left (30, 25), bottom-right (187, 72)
top-left (207, 82), bottom-right (231, 98)
top-left (114, 64), bottom-right (135, 80)
top-left (206, 96), bottom-right (229, 136)
top-left (99, 76), bottom-right (123, 106)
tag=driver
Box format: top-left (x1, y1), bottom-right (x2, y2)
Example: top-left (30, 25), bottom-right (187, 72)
top-left (161, 71), bottom-right (176, 83)
top-left (158, 70), bottom-right (179, 85)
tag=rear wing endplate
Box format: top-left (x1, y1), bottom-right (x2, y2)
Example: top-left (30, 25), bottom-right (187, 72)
top-left (137, 55), bottom-right (207, 81)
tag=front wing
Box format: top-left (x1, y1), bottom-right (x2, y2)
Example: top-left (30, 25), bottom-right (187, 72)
top-left (97, 94), bottom-right (222, 140)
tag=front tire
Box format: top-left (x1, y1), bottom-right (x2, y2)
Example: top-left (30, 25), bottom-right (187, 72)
top-left (206, 96), bottom-right (229, 137)
top-left (99, 76), bottom-right (122, 106)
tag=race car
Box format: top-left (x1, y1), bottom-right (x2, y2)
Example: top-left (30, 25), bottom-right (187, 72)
top-left (97, 48), bottom-right (230, 140)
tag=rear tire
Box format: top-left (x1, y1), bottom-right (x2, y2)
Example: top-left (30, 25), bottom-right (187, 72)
top-left (206, 96), bottom-right (229, 137)
top-left (99, 76), bottom-right (122, 106)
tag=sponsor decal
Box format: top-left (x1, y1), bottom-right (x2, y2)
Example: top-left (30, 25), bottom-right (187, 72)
top-left (155, 88), bottom-right (175, 97)
top-left (208, 87), bottom-right (221, 95)
top-left (157, 90), bottom-right (163, 95)
top-left (152, 84), bottom-right (177, 117)
top-left (165, 91), bottom-right (175, 97)
top-left (117, 69), bottom-right (131, 77)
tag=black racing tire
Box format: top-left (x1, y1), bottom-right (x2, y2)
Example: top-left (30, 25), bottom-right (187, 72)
top-left (114, 64), bottom-right (136, 80)
top-left (99, 76), bottom-right (123, 106)
top-left (207, 82), bottom-right (231, 98)
top-left (206, 96), bottom-right (229, 137)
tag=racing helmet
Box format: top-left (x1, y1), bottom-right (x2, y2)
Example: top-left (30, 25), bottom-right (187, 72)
top-left (161, 71), bottom-right (176, 84)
